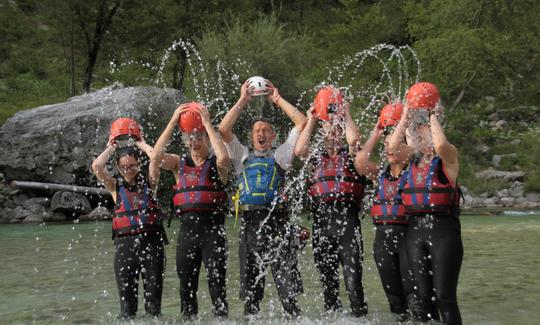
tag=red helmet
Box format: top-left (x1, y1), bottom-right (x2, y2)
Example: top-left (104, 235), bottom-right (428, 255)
top-left (109, 118), bottom-right (142, 143)
top-left (313, 86), bottom-right (344, 121)
top-left (378, 102), bottom-right (404, 129)
top-left (405, 82), bottom-right (440, 110)
top-left (178, 102), bottom-right (204, 133)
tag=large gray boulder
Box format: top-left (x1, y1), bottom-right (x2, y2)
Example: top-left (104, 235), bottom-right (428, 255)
top-left (0, 85), bottom-right (183, 185)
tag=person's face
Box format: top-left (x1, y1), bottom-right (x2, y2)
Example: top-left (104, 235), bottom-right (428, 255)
top-left (414, 124), bottom-right (433, 155)
top-left (252, 121), bottom-right (276, 151)
top-left (384, 134), bottom-right (409, 165)
top-left (117, 155), bottom-right (140, 182)
top-left (182, 131), bottom-right (210, 155)
top-left (322, 122), bottom-right (343, 152)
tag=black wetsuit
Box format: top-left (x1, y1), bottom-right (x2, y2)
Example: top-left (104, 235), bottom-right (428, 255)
top-left (114, 231), bottom-right (165, 318)
top-left (113, 176), bottom-right (166, 319)
top-left (373, 224), bottom-right (413, 317)
top-left (404, 158), bottom-right (463, 324)
top-left (174, 156), bottom-right (228, 317)
top-left (239, 208), bottom-right (303, 316)
top-left (308, 147), bottom-right (368, 316)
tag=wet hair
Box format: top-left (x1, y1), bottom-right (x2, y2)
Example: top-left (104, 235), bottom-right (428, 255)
top-left (251, 117), bottom-right (275, 132)
top-left (115, 146), bottom-right (141, 164)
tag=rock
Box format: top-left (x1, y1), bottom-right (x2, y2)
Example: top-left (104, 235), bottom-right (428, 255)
top-left (496, 189), bottom-right (509, 198)
top-left (12, 206), bottom-right (32, 220)
top-left (510, 139), bottom-right (522, 146)
top-left (492, 120), bottom-right (508, 130)
top-left (474, 168), bottom-right (525, 181)
top-left (500, 197), bottom-right (515, 206)
top-left (83, 206), bottom-right (112, 221)
top-left (22, 214), bottom-right (44, 223)
top-left (479, 192), bottom-right (489, 199)
top-left (525, 193), bottom-right (540, 203)
top-left (491, 153), bottom-right (517, 168)
top-left (22, 197), bottom-right (50, 213)
top-left (12, 193), bottom-right (29, 205)
top-left (477, 145), bottom-right (491, 155)
top-left (43, 211), bottom-right (67, 222)
top-left (0, 86), bottom-right (183, 186)
top-left (487, 112), bottom-right (499, 121)
top-left (484, 197), bottom-right (500, 207)
top-left (51, 191), bottom-right (91, 215)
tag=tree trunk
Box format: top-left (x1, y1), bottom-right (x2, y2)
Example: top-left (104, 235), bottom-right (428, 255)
top-left (172, 48), bottom-right (187, 90)
top-left (76, 0), bottom-right (122, 93)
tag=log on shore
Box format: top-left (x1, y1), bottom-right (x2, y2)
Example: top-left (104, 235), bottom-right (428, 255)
top-left (11, 181), bottom-right (111, 197)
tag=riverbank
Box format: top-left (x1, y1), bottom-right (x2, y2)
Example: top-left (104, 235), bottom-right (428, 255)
top-left (1, 174), bottom-right (539, 224)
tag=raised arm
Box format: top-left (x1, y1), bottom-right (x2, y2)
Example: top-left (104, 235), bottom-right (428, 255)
top-left (388, 104), bottom-right (412, 153)
top-left (354, 123), bottom-right (383, 181)
top-left (91, 144), bottom-right (117, 195)
top-left (151, 105), bottom-right (184, 174)
top-left (430, 106), bottom-right (459, 184)
top-left (294, 107), bottom-right (318, 158)
top-left (266, 81), bottom-right (306, 130)
top-left (194, 104), bottom-right (230, 184)
top-left (344, 101), bottom-right (361, 156)
top-left (218, 80), bottom-right (252, 143)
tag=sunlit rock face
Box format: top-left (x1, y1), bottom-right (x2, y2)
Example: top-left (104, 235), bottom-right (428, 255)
top-left (0, 85), bottom-right (183, 185)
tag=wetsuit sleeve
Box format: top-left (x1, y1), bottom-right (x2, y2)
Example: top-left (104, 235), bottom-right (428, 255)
top-left (274, 126), bottom-right (300, 171)
top-left (223, 134), bottom-right (249, 176)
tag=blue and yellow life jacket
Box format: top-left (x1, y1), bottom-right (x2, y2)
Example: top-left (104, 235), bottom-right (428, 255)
top-left (236, 156), bottom-right (283, 207)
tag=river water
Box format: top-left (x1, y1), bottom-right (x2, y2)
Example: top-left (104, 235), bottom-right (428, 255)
top-left (1, 214), bottom-right (539, 324)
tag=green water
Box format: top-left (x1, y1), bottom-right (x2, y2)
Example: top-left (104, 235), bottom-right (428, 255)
top-left (1, 214), bottom-right (539, 324)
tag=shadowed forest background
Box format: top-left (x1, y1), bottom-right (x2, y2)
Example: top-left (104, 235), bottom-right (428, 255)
top-left (1, 0), bottom-right (539, 195)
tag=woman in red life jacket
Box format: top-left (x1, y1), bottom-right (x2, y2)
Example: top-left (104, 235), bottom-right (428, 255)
top-left (355, 102), bottom-right (416, 321)
top-left (294, 87), bottom-right (368, 317)
top-left (92, 132), bottom-right (166, 320)
top-left (150, 102), bottom-right (230, 319)
top-left (387, 82), bottom-right (463, 325)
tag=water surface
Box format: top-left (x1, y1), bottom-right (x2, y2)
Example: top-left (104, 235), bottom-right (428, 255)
top-left (1, 214), bottom-right (539, 324)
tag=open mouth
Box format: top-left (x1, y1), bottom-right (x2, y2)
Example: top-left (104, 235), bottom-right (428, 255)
top-left (257, 139), bottom-right (267, 147)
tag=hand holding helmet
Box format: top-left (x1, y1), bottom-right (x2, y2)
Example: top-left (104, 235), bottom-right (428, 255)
top-left (246, 76), bottom-right (270, 96)
top-left (313, 86), bottom-right (344, 122)
top-left (109, 118), bottom-right (143, 147)
top-left (178, 102), bottom-right (204, 133)
top-left (239, 80), bottom-right (253, 104)
top-left (405, 82), bottom-right (440, 110)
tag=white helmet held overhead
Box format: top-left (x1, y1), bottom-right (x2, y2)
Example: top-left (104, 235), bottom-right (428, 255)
top-left (247, 76), bottom-right (270, 96)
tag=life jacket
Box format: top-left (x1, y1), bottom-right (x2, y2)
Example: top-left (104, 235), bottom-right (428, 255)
top-left (172, 156), bottom-right (226, 214)
top-left (401, 156), bottom-right (461, 216)
top-left (236, 155), bottom-right (284, 207)
top-left (113, 180), bottom-right (161, 236)
top-left (370, 165), bottom-right (408, 224)
top-left (308, 149), bottom-right (364, 206)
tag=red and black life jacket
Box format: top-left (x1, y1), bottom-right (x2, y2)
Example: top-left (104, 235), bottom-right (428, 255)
top-left (113, 180), bottom-right (161, 236)
top-left (371, 166), bottom-right (408, 224)
top-left (401, 156), bottom-right (460, 216)
top-left (172, 156), bottom-right (226, 214)
top-left (308, 149), bottom-right (365, 206)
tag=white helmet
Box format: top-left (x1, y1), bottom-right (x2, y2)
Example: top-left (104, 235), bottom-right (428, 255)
top-left (247, 76), bottom-right (270, 96)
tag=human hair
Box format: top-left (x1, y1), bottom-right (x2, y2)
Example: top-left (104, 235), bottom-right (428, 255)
top-left (250, 117), bottom-right (275, 132)
top-left (115, 146), bottom-right (141, 164)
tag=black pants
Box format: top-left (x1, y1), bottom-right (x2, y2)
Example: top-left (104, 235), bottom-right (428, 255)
top-left (373, 224), bottom-right (413, 317)
top-left (114, 231), bottom-right (165, 318)
top-left (239, 209), bottom-right (303, 316)
top-left (407, 214), bottom-right (463, 325)
top-left (176, 212), bottom-right (228, 317)
top-left (311, 204), bottom-right (367, 317)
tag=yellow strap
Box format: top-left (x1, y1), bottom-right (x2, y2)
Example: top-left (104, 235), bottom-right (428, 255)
top-left (232, 189), bottom-right (240, 227)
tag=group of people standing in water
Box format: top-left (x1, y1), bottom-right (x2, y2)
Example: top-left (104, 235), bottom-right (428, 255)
top-left (92, 79), bottom-right (463, 324)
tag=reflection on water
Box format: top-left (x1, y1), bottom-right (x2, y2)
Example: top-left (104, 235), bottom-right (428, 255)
top-left (0, 215), bottom-right (539, 324)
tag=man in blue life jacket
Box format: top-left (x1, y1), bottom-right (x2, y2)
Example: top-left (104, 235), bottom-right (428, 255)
top-left (219, 79), bottom-right (306, 317)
